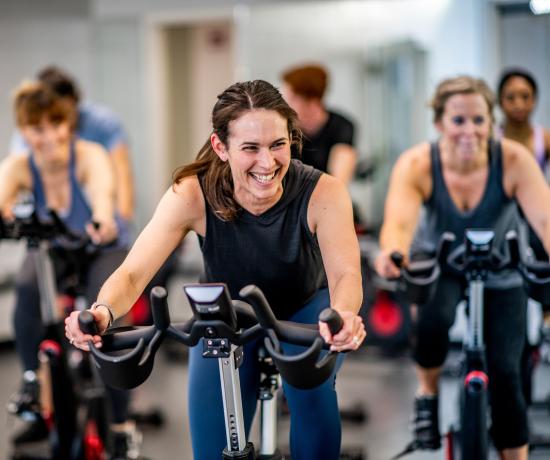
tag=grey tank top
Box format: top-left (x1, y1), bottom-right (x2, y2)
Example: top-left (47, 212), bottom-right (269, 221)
top-left (411, 140), bottom-right (523, 288)
top-left (198, 160), bottom-right (327, 319)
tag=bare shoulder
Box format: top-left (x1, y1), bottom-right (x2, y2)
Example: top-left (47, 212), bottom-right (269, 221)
top-left (501, 137), bottom-right (533, 168)
top-left (161, 175), bottom-right (206, 235)
top-left (0, 154), bottom-right (31, 187)
top-left (397, 142), bottom-right (431, 177)
top-left (75, 139), bottom-right (109, 162)
top-left (310, 173), bottom-right (349, 207)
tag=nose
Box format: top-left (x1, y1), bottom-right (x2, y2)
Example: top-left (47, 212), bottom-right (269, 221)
top-left (257, 147), bottom-right (276, 169)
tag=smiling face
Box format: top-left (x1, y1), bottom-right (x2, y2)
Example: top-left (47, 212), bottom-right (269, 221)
top-left (20, 115), bottom-right (72, 168)
top-left (500, 76), bottom-right (536, 124)
top-left (436, 93), bottom-right (492, 165)
top-left (211, 108), bottom-right (291, 214)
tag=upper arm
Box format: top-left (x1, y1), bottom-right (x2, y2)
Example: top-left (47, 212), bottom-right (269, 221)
top-left (327, 144), bottom-right (357, 184)
top-left (0, 156), bottom-right (29, 213)
top-left (119, 177), bottom-right (205, 291)
top-left (379, 145), bottom-right (429, 251)
top-left (80, 142), bottom-right (116, 197)
top-left (308, 174), bottom-right (360, 285)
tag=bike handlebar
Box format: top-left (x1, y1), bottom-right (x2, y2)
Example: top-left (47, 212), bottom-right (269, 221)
top-left (0, 207), bottom-right (97, 251)
top-left (81, 284), bottom-right (344, 391)
top-left (391, 230), bottom-right (550, 305)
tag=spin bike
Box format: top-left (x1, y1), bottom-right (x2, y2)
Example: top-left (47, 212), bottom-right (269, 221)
top-left (1, 206), bottom-right (112, 460)
top-left (393, 229), bottom-right (550, 459)
top-left (78, 283), bottom-right (345, 459)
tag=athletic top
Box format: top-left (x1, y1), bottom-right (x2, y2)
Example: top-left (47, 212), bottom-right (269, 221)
top-left (11, 102), bottom-right (128, 154)
top-left (294, 110), bottom-right (355, 173)
top-left (198, 160), bottom-right (327, 318)
top-left (28, 144), bottom-right (128, 249)
top-left (411, 140), bottom-right (522, 288)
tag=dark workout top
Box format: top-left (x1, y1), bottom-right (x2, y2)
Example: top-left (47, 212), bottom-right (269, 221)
top-left (29, 143), bottom-right (129, 249)
top-left (410, 140), bottom-right (523, 288)
top-left (294, 110), bottom-right (355, 173)
top-left (198, 160), bottom-right (327, 319)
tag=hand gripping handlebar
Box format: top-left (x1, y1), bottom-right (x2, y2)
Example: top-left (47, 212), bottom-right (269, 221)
top-left (391, 230), bottom-right (550, 305)
top-left (79, 284), bottom-right (344, 390)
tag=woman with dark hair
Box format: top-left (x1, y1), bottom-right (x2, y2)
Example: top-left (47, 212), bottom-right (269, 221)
top-left (498, 67), bottom-right (550, 172)
top-left (65, 79), bottom-right (365, 459)
top-left (498, 67), bottom-right (550, 262)
top-left (375, 75), bottom-right (550, 460)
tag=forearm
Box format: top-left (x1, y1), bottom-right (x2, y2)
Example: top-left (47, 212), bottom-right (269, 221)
top-left (379, 222), bottom-right (413, 255)
top-left (94, 265), bottom-right (144, 321)
top-left (330, 271), bottom-right (363, 315)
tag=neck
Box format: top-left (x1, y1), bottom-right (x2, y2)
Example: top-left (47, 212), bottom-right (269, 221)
top-left (440, 140), bottom-right (489, 174)
top-left (503, 119), bottom-right (532, 138)
top-left (300, 104), bottom-right (328, 136)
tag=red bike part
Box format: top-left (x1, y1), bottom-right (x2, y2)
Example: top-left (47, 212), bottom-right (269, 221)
top-left (464, 370), bottom-right (489, 389)
top-left (368, 291), bottom-right (403, 336)
top-left (84, 420), bottom-right (106, 460)
top-left (40, 339), bottom-right (62, 356)
top-left (445, 430), bottom-right (455, 460)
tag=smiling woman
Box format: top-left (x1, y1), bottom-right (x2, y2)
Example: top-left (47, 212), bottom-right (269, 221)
top-left (0, 80), bottom-right (134, 453)
top-left (374, 75), bottom-right (550, 460)
top-left (65, 79), bottom-right (365, 460)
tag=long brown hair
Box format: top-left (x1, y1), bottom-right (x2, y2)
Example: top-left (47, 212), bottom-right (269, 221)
top-left (173, 80), bottom-right (302, 221)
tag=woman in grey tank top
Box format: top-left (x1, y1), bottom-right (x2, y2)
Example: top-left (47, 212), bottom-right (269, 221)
top-left (65, 79), bottom-right (365, 460)
top-left (375, 76), bottom-right (550, 460)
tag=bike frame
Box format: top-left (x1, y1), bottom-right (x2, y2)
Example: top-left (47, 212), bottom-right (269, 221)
top-left (454, 230), bottom-right (493, 460)
top-left (17, 237), bottom-right (109, 460)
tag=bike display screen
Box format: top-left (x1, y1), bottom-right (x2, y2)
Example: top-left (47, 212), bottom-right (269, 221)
top-left (183, 283), bottom-right (237, 327)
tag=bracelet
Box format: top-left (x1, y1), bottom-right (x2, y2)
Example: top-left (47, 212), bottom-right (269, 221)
top-left (91, 302), bottom-right (115, 328)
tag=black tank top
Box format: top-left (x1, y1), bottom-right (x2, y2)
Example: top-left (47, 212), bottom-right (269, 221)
top-left (411, 140), bottom-right (522, 287)
top-left (198, 160), bottom-right (327, 318)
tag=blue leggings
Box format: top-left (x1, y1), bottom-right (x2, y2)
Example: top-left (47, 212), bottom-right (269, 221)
top-left (188, 289), bottom-right (344, 460)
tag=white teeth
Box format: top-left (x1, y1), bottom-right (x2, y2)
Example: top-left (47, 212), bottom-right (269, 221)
top-left (251, 171), bottom-right (276, 183)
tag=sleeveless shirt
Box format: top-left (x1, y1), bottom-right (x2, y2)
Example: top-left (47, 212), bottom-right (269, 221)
top-left (29, 144), bottom-right (128, 249)
top-left (411, 140), bottom-right (523, 288)
top-left (198, 160), bottom-right (327, 319)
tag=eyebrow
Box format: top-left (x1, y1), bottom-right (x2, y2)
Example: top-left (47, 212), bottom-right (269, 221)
top-left (239, 137), bottom-right (288, 147)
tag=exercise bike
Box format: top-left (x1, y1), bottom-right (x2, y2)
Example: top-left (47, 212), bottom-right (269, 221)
top-left (78, 283), bottom-right (346, 459)
top-left (392, 229), bottom-right (550, 459)
top-left (1, 206), bottom-right (118, 460)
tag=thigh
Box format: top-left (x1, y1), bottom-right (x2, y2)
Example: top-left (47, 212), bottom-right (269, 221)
top-left (484, 287), bottom-right (527, 374)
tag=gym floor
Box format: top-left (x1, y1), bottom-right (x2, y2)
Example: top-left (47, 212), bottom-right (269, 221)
top-left (0, 245), bottom-right (549, 460)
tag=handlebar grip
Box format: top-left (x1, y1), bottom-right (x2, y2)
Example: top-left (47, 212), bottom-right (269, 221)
top-left (79, 310), bottom-right (99, 335)
top-left (319, 308), bottom-right (344, 335)
top-left (390, 251), bottom-right (404, 268)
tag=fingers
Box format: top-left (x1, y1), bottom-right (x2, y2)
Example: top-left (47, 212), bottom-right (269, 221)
top-left (64, 311), bottom-right (102, 351)
top-left (320, 311), bottom-right (366, 352)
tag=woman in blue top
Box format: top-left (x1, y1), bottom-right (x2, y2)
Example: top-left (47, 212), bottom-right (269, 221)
top-left (0, 81), bottom-right (134, 457)
top-left (65, 79), bottom-right (365, 460)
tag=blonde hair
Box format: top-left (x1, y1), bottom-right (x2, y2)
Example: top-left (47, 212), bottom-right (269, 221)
top-left (430, 75), bottom-right (495, 123)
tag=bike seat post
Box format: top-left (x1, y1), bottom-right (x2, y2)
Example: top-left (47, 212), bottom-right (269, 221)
top-left (206, 339), bottom-right (254, 459)
top-left (32, 240), bottom-right (60, 326)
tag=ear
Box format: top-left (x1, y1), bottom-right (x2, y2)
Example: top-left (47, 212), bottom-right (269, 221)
top-left (434, 120), bottom-right (443, 134)
top-left (211, 133), bottom-right (228, 162)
